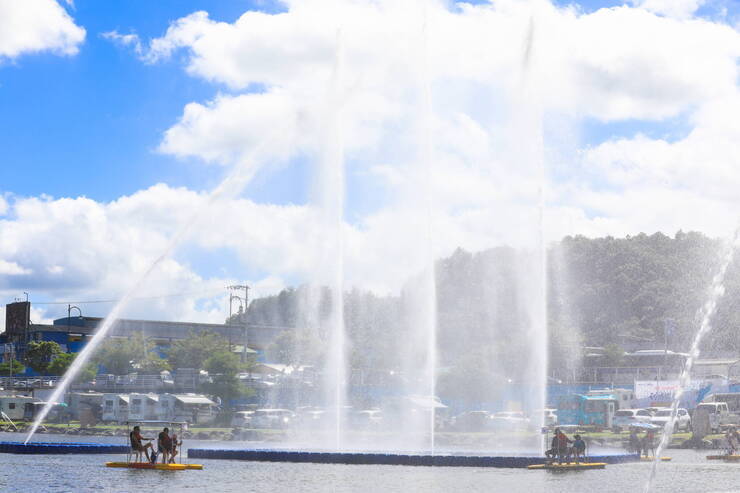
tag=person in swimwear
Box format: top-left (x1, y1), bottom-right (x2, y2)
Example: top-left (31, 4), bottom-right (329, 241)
top-left (169, 432), bottom-right (182, 463)
top-left (129, 425), bottom-right (153, 462)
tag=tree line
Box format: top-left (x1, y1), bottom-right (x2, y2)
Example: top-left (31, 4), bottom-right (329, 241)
top-left (239, 231), bottom-right (740, 405)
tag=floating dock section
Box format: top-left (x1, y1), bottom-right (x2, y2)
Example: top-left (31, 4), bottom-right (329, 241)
top-left (187, 448), bottom-right (639, 468)
top-left (0, 441), bottom-right (128, 454)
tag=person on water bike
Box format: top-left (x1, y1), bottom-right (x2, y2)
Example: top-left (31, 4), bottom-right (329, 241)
top-left (158, 427), bottom-right (173, 464)
top-left (725, 426), bottom-right (739, 454)
top-left (169, 433), bottom-right (182, 463)
top-left (130, 426), bottom-right (153, 462)
top-left (554, 428), bottom-right (573, 464)
top-left (572, 434), bottom-right (586, 464)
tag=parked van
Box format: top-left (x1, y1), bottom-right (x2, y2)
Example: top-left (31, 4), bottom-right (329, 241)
top-left (587, 389), bottom-right (635, 410)
top-left (558, 394), bottom-right (616, 428)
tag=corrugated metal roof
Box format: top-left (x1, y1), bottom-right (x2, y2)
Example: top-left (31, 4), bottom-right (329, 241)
top-left (174, 395), bottom-right (215, 405)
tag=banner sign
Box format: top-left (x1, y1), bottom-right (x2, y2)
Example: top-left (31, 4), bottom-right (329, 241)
top-left (634, 380), bottom-right (717, 402)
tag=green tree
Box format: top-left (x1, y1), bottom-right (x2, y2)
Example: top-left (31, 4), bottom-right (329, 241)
top-left (47, 352), bottom-right (98, 382)
top-left (266, 329), bottom-right (323, 366)
top-left (0, 359), bottom-right (25, 376)
top-left (602, 344), bottom-right (625, 367)
top-left (24, 341), bottom-right (62, 374)
top-left (202, 350), bottom-right (253, 405)
top-left (167, 330), bottom-right (230, 370)
top-left (94, 332), bottom-right (169, 375)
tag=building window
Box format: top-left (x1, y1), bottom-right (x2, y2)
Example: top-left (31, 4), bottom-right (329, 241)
top-left (8, 403), bottom-right (15, 410)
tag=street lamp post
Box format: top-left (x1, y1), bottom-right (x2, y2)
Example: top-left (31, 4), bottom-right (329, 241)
top-left (67, 305), bottom-right (82, 335)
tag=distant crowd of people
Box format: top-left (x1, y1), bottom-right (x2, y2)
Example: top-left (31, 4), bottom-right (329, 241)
top-left (129, 425), bottom-right (182, 464)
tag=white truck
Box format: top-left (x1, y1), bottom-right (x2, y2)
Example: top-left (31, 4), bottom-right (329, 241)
top-left (695, 402), bottom-right (731, 433)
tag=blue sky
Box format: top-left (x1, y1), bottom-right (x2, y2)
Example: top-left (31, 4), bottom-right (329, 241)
top-left (0, 1), bottom-right (294, 203)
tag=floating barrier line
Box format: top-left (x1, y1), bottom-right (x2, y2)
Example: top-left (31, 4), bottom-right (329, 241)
top-left (187, 449), bottom-right (639, 469)
top-left (0, 441), bottom-right (128, 454)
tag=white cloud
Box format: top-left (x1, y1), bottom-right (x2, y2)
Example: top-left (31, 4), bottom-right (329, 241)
top-left (0, 260), bottom-right (31, 276)
top-left (146, 1), bottom-right (740, 122)
top-left (138, 0), bottom-right (740, 287)
top-left (30, 306), bottom-right (52, 325)
top-left (0, 0), bottom-right (85, 59)
top-left (159, 90), bottom-right (306, 165)
top-left (101, 30), bottom-right (142, 55)
top-left (631, 0), bottom-right (706, 19)
top-left (0, 186), bottom-right (302, 324)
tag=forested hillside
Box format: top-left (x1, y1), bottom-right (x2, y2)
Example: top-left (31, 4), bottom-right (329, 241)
top-left (237, 232), bottom-right (740, 382)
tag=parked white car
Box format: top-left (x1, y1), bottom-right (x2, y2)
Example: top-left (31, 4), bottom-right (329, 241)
top-left (612, 408), bottom-right (652, 432)
top-left (231, 411), bottom-right (254, 428)
top-left (649, 408), bottom-right (691, 432)
top-left (490, 411), bottom-right (530, 430)
top-left (452, 411), bottom-right (491, 431)
top-left (349, 410), bottom-right (383, 429)
top-left (251, 409), bottom-right (295, 429)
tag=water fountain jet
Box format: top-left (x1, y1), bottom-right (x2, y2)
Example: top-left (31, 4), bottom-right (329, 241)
top-left (24, 140), bottom-right (280, 444)
top-left (644, 226), bottom-right (740, 492)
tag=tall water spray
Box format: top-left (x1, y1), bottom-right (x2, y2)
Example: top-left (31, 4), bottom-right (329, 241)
top-left (644, 227), bottom-right (740, 493)
top-left (419, 2), bottom-right (438, 453)
top-left (315, 30), bottom-right (347, 449)
top-left (503, 13), bottom-right (547, 450)
top-left (396, 2), bottom-right (438, 452)
top-left (24, 142), bottom-right (274, 444)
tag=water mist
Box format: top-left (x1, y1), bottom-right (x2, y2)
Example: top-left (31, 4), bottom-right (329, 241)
top-left (644, 227), bottom-right (740, 492)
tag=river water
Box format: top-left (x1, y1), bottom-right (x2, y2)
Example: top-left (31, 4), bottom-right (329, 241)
top-left (2, 434), bottom-right (737, 492)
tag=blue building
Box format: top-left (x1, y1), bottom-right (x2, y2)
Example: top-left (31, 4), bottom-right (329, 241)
top-left (2, 301), bottom-right (284, 373)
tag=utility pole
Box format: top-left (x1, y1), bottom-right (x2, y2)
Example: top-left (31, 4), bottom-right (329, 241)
top-left (228, 285), bottom-right (250, 362)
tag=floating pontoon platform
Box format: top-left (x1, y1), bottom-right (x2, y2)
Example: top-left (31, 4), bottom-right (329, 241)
top-left (187, 448), bottom-right (639, 469)
top-left (527, 462), bottom-right (606, 470)
top-left (707, 454), bottom-right (740, 461)
top-left (105, 462), bottom-right (199, 470)
top-left (640, 456), bottom-right (672, 462)
top-left (0, 441), bottom-right (128, 454)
